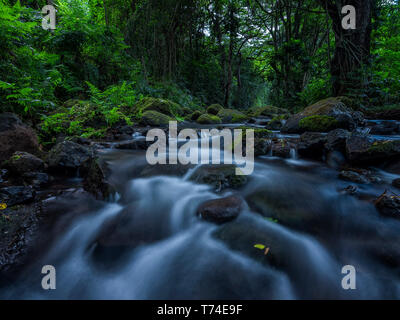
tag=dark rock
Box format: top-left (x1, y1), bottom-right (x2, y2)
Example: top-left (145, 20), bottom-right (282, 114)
top-left (0, 186), bottom-right (35, 206)
top-left (0, 169), bottom-right (9, 184)
top-left (254, 138), bottom-right (272, 156)
top-left (339, 170), bottom-right (369, 184)
top-left (375, 194), bottom-right (400, 219)
top-left (346, 134), bottom-right (400, 164)
top-left (369, 122), bottom-right (399, 135)
top-left (83, 158), bottom-right (115, 200)
top-left (0, 113), bottom-right (40, 162)
top-left (266, 119), bottom-right (283, 130)
top-left (22, 172), bottom-right (49, 188)
top-left (326, 151), bottom-right (346, 169)
top-left (47, 141), bottom-right (92, 174)
top-left (6, 151), bottom-right (45, 175)
top-left (197, 196), bottom-right (243, 224)
top-left (392, 179), bottom-right (400, 189)
top-left (271, 140), bottom-right (291, 158)
top-left (190, 164), bottom-right (248, 192)
top-left (113, 138), bottom-right (150, 150)
top-left (339, 185), bottom-right (358, 195)
top-left (297, 132), bottom-right (327, 159)
top-left (325, 129), bottom-right (350, 153)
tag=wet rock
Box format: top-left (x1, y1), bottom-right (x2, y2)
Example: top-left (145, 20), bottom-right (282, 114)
top-left (6, 152), bottom-right (45, 175)
top-left (83, 158), bottom-right (115, 200)
top-left (346, 135), bottom-right (400, 164)
top-left (339, 185), bottom-right (358, 196)
top-left (271, 140), bottom-right (291, 158)
top-left (217, 109), bottom-right (248, 123)
top-left (190, 164), bottom-right (248, 192)
top-left (339, 170), bottom-right (369, 184)
top-left (0, 113), bottom-right (40, 163)
top-left (326, 151), bottom-right (346, 169)
top-left (393, 179), bottom-right (400, 189)
top-left (254, 138), bottom-right (272, 156)
top-left (325, 129), bottom-right (350, 153)
top-left (22, 172), bottom-right (49, 188)
top-left (47, 141), bottom-right (92, 174)
top-left (113, 138), bottom-right (150, 150)
top-left (196, 114), bottom-right (222, 125)
top-left (0, 186), bottom-right (35, 206)
top-left (297, 132), bottom-right (327, 159)
top-left (369, 122), bottom-right (400, 135)
top-left (266, 119), bottom-right (284, 130)
top-left (375, 194), bottom-right (400, 219)
top-left (197, 196), bottom-right (243, 224)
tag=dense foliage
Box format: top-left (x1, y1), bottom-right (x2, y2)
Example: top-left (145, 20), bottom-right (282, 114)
top-left (0, 0), bottom-right (399, 129)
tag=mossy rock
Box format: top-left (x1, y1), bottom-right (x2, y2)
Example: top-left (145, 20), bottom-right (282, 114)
top-left (300, 97), bottom-right (350, 116)
top-left (190, 164), bottom-right (248, 191)
top-left (299, 115), bottom-right (339, 132)
top-left (217, 109), bottom-right (248, 123)
top-left (207, 104), bottom-right (224, 115)
top-left (188, 110), bottom-right (202, 121)
top-left (140, 110), bottom-right (174, 127)
top-left (248, 106), bottom-right (289, 117)
top-left (237, 126), bottom-right (273, 139)
top-left (134, 97), bottom-right (184, 117)
top-left (197, 114), bottom-right (222, 124)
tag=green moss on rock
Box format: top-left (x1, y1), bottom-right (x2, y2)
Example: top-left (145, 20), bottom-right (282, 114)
top-left (140, 110), bottom-right (174, 126)
top-left (134, 97), bottom-right (184, 117)
top-left (207, 104), bottom-right (224, 115)
top-left (197, 114), bottom-right (222, 124)
top-left (217, 109), bottom-right (248, 123)
top-left (188, 110), bottom-right (202, 121)
top-left (299, 115), bottom-right (339, 132)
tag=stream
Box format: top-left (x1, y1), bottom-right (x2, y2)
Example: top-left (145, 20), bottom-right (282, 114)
top-left (2, 121), bottom-right (400, 300)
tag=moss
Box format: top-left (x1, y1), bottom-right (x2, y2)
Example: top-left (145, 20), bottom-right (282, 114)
top-left (299, 115), bottom-right (339, 132)
top-left (188, 110), bottom-right (202, 121)
top-left (207, 104), bottom-right (224, 115)
top-left (140, 110), bottom-right (174, 126)
top-left (134, 97), bottom-right (184, 117)
top-left (217, 109), bottom-right (248, 123)
top-left (238, 126), bottom-right (273, 139)
top-left (197, 114), bottom-right (222, 124)
top-left (368, 140), bottom-right (400, 154)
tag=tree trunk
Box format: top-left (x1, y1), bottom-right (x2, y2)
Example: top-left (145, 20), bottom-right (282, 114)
top-left (322, 0), bottom-right (373, 96)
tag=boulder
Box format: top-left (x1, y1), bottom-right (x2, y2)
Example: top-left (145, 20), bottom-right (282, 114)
top-left (83, 158), bottom-right (115, 200)
top-left (47, 141), bottom-right (92, 174)
top-left (197, 196), bottom-right (243, 224)
top-left (271, 140), bottom-right (291, 158)
top-left (206, 104), bottom-right (224, 115)
top-left (134, 97), bottom-right (183, 117)
top-left (188, 110), bottom-right (202, 121)
top-left (325, 129), bottom-right (350, 153)
top-left (22, 172), bottom-right (49, 188)
top-left (6, 151), bottom-right (45, 175)
top-left (375, 194), bottom-right (400, 219)
top-left (190, 164), bottom-right (248, 191)
top-left (346, 135), bottom-right (400, 164)
top-left (0, 113), bottom-right (40, 163)
top-left (249, 105), bottom-right (289, 118)
top-left (339, 170), bottom-right (369, 184)
top-left (297, 132), bottom-right (327, 159)
top-left (217, 109), bottom-right (248, 123)
top-left (196, 114), bottom-right (222, 125)
top-left (281, 97), bottom-right (363, 133)
top-left (140, 110), bottom-right (174, 127)
top-left (0, 186), bottom-right (35, 206)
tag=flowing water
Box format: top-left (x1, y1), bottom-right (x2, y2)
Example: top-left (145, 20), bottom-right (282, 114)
top-left (2, 127), bottom-right (400, 300)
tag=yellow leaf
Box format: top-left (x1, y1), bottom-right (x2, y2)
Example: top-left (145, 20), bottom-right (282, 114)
top-left (0, 203), bottom-right (7, 210)
top-left (254, 244), bottom-right (265, 250)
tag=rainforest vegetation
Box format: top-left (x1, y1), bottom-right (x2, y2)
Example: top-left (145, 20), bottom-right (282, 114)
top-left (0, 0), bottom-right (399, 144)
